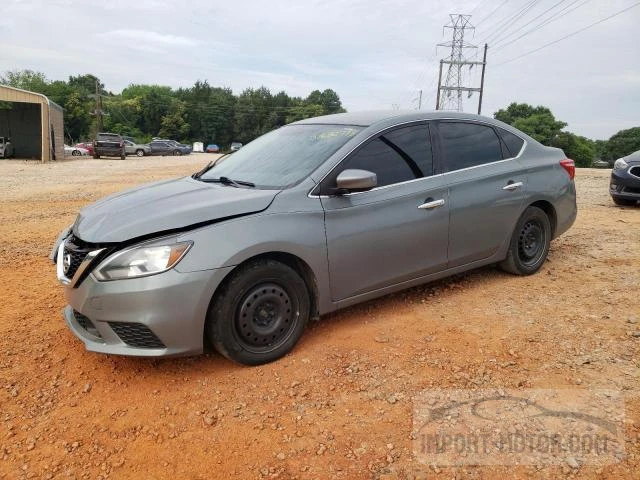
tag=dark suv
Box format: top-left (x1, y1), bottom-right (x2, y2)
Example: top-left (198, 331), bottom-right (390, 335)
top-left (93, 133), bottom-right (126, 160)
top-left (610, 150), bottom-right (640, 206)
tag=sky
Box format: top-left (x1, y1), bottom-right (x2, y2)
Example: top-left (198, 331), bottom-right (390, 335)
top-left (2, 0), bottom-right (639, 140)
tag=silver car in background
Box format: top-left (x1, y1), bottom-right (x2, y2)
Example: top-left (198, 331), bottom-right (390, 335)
top-left (51, 111), bottom-right (577, 365)
top-left (124, 140), bottom-right (151, 157)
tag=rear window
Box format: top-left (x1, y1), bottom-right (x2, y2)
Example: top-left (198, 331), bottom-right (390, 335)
top-left (97, 134), bottom-right (121, 141)
top-left (497, 128), bottom-right (525, 157)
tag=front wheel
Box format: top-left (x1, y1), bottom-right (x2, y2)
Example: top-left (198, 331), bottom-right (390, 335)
top-left (499, 206), bottom-right (551, 275)
top-left (173, 150), bottom-right (182, 156)
top-left (207, 260), bottom-right (310, 365)
top-left (136, 149), bottom-right (145, 157)
top-left (72, 150), bottom-right (80, 156)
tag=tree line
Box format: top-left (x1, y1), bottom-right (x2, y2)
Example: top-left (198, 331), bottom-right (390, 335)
top-left (0, 70), bottom-right (345, 148)
top-left (2, 70), bottom-right (638, 165)
top-left (494, 103), bottom-right (640, 167)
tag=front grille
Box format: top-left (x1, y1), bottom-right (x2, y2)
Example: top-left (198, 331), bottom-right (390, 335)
top-left (63, 236), bottom-right (95, 279)
top-left (108, 322), bottom-right (165, 349)
top-left (629, 166), bottom-right (640, 178)
top-left (73, 310), bottom-right (102, 338)
top-left (622, 186), bottom-right (640, 195)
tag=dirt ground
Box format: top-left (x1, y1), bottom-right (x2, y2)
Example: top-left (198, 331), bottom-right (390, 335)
top-left (0, 156), bottom-right (638, 479)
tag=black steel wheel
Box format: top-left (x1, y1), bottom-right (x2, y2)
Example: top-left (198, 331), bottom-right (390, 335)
top-left (499, 206), bottom-right (551, 275)
top-left (207, 259), bottom-right (310, 365)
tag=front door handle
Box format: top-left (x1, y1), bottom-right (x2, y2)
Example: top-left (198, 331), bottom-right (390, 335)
top-left (502, 181), bottom-right (524, 191)
top-left (418, 199), bottom-right (445, 210)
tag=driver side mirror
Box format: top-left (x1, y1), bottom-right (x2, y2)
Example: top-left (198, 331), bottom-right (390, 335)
top-left (335, 169), bottom-right (377, 194)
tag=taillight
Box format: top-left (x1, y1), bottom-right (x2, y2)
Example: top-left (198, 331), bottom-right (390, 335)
top-left (560, 158), bottom-right (575, 180)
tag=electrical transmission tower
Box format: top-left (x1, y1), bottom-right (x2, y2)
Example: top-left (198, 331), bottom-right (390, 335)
top-left (436, 14), bottom-right (488, 113)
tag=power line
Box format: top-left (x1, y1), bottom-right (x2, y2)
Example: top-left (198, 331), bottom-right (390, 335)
top-left (487, 0), bottom-right (541, 45)
top-left (492, 0), bottom-right (592, 51)
top-left (494, 1), bottom-right (640, 66)
top-left (481, 0), bottom-right (539, 45)
top-left (475, 0), bottom-right (510, 26)
top-left (491, 0), bottom-right (571, 47)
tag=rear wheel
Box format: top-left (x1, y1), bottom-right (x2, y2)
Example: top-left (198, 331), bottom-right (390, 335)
top-left (72, 150), bottom-right (80, 156)
top-left (612, 196), bottom-right (636, 206)
top-left (499, 206), bottom-right (551, 275)
top-left (207, 259), bottom-right (310, 366)
top-left (173, 150), bottom-right (182, 156)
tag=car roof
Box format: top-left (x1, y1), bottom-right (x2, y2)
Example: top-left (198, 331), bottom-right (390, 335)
top-left (292, 110), bottom-right (502, 127)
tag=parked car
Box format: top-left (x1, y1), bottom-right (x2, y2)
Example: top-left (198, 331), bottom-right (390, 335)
top-left (206, 144), bottom-right (220, 153)
top-left (149, 140), bottom-right (190, 156)
top-left (610, 150), bottom-right (640, 206)
top-left (51, 111), bottom-right (577, 365)
top-left (64, 144), bottom-right (89, 156)
top-left (124, 140), bottom-right (151, 157)
top-left (230, 142), bottom-right (243, 152)
top-left (75, 142), bottom-right (94, 156)
top-left (592, 159), bottom-right (610, 168)
top-left (0, 136), bottom-right (14, 159)
top-left (93, 133), bottom-right (125, 160)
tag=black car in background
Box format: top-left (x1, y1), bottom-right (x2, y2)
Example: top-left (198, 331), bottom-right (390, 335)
top-left (610, 150), bottom-right (640, 206)
top-left (149, 140), bottom-right (191, 156)
top-left (93, 133), bottom-right (125, 159)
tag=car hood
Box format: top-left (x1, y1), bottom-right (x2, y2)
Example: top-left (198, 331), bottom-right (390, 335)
top-left (74, 176), bottom-right (279, 243)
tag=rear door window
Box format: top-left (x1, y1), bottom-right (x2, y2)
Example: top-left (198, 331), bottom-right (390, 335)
top-left (439, 122), bottom-right (503, 172)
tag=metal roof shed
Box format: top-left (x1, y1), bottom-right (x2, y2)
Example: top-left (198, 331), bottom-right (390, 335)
top-left (0, 85), bottom-right (64, 162)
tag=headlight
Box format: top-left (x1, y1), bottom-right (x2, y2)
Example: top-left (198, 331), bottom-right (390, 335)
top-left (93, 241), bottom-right (192, 281)
top-left (613, 158), bottom-right (629, 170)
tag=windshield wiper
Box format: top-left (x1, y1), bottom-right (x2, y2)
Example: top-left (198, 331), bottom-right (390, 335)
top-left (191, 153), bottom-right (231, 179)
top-left (200, 176), bottom-right (255, 188)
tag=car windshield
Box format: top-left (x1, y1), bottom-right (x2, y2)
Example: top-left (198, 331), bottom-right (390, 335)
top-left (199, 124), bottom-right (361, 189)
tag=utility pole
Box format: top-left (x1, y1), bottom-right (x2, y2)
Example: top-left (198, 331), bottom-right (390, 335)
top-left (436, 14), bottom-right (486, 112)
top-left (417, 89), bottom-right (422, 110)
top-left (477, 43), bottom-right (488, 114)
top-left (95, 80), bottom-right (103, 133)
top-left (89, 79), bottom-right (105, 137)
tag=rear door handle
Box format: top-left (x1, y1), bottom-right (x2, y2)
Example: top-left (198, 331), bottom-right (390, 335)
top-left (418, 199), bottom-right (445, 209)
top-left (502, 181), bottom-right (523, 191)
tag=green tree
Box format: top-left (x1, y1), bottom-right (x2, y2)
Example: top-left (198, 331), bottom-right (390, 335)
top-left (494, 103), bottom-right (566, 145)
top-left (158, 101), bottom-right (190, 141)
top-left (0, 69), bottom-right (49, 93)
top-left (603, 127), bottom-right (640, 161)
top-left (551, 132), bottom-right (595, 168)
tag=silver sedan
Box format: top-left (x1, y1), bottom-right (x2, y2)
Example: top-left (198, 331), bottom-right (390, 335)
top-left (52, 111), bottom-right (577, 365)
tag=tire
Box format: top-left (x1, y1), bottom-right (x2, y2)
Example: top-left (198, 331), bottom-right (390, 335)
top-left (206, 259), bottom-right (310, 366)
top-left (120, 153), bottom-right (126, 160)
top-left (499, 206), bottom-right (551, 276)
top-left (612, 196), bottom-right (636, 206)
top-left (136, 149), bottom-right (144, 157)
top-left (93, 154), bottom-right (100, 159)
top-left (173, 150), bottom-right (182, 156)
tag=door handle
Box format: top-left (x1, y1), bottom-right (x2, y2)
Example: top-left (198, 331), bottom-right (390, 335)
top-left (418, 199), bottom-right (445, 209)
top-left (502, 181), bottom-right (523, 191)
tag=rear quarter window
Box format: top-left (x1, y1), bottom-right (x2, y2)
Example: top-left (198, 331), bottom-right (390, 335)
top-left (497, 128), bottom-right (525, 157)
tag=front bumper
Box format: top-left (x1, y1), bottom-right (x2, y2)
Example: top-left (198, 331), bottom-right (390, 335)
top-left (61, 265), bottom-right (234, 357)
top-left (610, 166), bottom-right (640, 201)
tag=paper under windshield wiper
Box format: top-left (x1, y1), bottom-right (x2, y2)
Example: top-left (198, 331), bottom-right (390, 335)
top-left (200, 176), bottom-right (255, 188)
